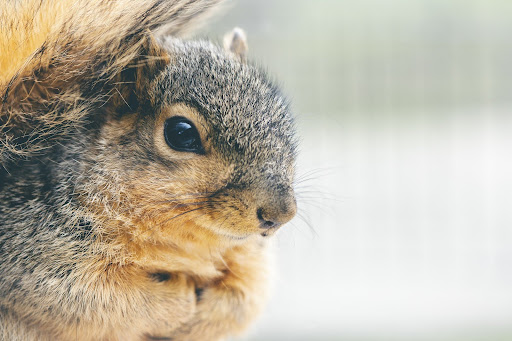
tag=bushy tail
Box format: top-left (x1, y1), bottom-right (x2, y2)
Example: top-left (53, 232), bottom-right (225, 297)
top-left (0, 0), bottom-right (224, 166)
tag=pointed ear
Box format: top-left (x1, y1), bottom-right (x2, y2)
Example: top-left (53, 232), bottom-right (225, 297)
top-left (223, 27), bottom-right (248, 62)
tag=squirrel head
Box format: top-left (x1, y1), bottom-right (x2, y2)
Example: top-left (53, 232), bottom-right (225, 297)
top-left (70, 31), bottom-right (297, 247)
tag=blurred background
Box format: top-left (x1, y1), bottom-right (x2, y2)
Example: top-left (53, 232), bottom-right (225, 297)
top-left (200, 0), bottom-right (512, 340)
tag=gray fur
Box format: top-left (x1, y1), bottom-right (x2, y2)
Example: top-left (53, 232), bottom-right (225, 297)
top-left (159, 38), bottom-right (297, 186)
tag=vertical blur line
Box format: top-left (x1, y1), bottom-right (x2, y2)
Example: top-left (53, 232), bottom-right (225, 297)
top-left (348, 3), bottom-right (365, 284)
top-left (448, 2), bottom-right (464, 282)
top-left (410, 2), bottom-right (435, 284)
top-left (382, 0), bottom-right (400, 276)
top-left (411, 1), bottom-right (430, 286)
top-left (450, 1), bottom-right (477, 283)
top-left (479, 2), bottom-right (498, 284)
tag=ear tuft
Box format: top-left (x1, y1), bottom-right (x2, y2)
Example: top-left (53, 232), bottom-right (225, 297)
top-left (223, 27), bottom-right (248, 61)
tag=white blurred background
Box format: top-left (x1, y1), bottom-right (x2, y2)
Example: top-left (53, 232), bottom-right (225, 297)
top-left (201, 0), bottom-right (512, 340)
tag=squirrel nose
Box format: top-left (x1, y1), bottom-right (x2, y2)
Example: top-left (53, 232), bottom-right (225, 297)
top-left (256, 194), bottom-right (297, 229)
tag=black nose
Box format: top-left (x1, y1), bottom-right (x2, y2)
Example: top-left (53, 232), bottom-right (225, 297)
top-left (256, 196), bottom-right (297, 229)
top-left (257, 208), bottom-right (277, 228)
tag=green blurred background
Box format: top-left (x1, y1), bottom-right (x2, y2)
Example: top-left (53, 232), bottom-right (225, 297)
top-left (200, 0), bottom-right (512, 340)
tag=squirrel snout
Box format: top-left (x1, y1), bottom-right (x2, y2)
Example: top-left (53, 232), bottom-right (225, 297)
top-left (256, 193), bottom-right (297, 230)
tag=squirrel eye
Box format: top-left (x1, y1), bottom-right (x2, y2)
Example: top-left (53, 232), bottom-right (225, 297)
top-left (164, 117), bottom-right (204, 154)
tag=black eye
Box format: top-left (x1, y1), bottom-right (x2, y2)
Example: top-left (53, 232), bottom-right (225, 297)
top-left (164, 116), bottom-right (204, 154)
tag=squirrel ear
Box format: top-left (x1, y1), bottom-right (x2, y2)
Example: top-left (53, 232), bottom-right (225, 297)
top-left (223, 27), bottom-right (248, 62)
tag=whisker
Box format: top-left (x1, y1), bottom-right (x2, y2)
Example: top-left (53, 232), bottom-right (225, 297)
top-left (179, 211), bottom-right (211, 226)
top-left (295, 167), bottom-right (333, 180)
top-left (294, 168), bottom-right (338, 184)
top-left (216, 212), bottom-right (233, 234)
top-left (298, 200), bottom-right (336, 217)
top-left (296, 195), bottom-right (343, 204)
top-left (160, 195), bottom-right (211, 201)
top-left (160, 206), bottom-right (208, 225)
top-left (295, 189), bottom-right (338, 198)
top-left (295, 210), bottom-right (318, 238)
top-left (155, 199), bottom-right (227, 206)
top-left (159, 191), bottom-right (217, 201)
top-left (297, 199), bottom-right (327, 211)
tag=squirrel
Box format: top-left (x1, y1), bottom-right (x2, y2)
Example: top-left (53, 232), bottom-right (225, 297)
top-left (0, 0), bottom-right (297, 340)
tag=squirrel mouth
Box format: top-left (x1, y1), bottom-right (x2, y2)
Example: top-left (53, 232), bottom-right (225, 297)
top-left (216, 230), bottom-right (251, 241)
top-left (260, 228), bottom-right (278, 237)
